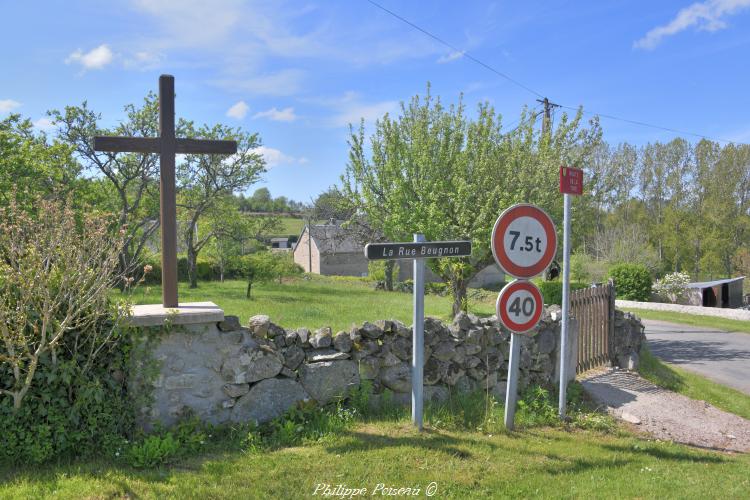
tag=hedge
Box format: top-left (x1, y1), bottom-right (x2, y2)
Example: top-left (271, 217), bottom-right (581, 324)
top-left (607, 263), bottom-right (652, 301)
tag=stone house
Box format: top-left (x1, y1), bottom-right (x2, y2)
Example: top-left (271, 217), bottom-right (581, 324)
top-left (292, 222), bottom-right (505, 286)
top-left (293, 223), bottom-right (369, 276)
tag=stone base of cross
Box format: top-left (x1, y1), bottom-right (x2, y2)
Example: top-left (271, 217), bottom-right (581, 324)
top-left (94, 75), bottom-right (236, 307)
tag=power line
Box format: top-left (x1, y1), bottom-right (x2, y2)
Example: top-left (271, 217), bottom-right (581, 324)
top-left (366, 0), bottom-right (746, 146)
top-left (365, 0), bottom-right (544, 99)
top-left (556, 104), bottom-right (741, 144)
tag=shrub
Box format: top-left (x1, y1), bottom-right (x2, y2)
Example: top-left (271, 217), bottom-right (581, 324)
top-left (652, 271), bottom-right (691, 303)
top-left (607, 263), bottom-right (652, 301)
top-left (244, 251), bottom-right (303, 298)
top-left (534, 280), bottom-right (588, 305)
top-left (0, 195), bottom-right (133, 463)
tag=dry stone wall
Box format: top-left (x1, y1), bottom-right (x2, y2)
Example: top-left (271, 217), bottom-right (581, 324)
top-left (130, 308), bottom-right (641, 430)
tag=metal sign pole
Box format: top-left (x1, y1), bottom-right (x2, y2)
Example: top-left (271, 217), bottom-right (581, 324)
top-left (559, 193), bottom-right (572, 418)
top-left (504, 332), bottom-right (521, 430)
top-left (412, 233), bottom-right (426, 430)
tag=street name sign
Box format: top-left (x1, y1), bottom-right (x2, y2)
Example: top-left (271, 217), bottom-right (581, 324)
top-left (364, 241), bottom-right (472, 260)
top-left (491, 204), bottom-right (557, 279)
top-left (365, 235), bottom-right (472, 431)
top-left (496, 280), bottom-right (544, 335)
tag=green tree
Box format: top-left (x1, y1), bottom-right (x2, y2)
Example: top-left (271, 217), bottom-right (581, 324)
top-left (312, 187), bottom-right (354, 221)
top-left (0, 114), bottom-right (81, 209)
top-left (344, 87), bottom-right (601, 314)
top-left (50, 96), bottom-right (162, 279)
top-left (177, 123), bottom-right (266, 288)
top-left (248, 187), bottom-right (272, 211)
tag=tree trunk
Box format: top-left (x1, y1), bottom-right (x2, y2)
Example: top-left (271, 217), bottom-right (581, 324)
top-left (188, 246), bottom-right (198, 289)
top-left (384, 260), bottom-right (395, 291)
top-left (246, 281), bottom-right (252, 298)
top-left (451, 277), bottom-right (468, 317)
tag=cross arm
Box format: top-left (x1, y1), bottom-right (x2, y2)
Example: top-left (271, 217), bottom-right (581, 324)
top-left (93, 136), bottom-right (237, 155)
top-left (176, 139), bottom-right (237, 155)
top-left (93, 136), bottom-right (160, 153)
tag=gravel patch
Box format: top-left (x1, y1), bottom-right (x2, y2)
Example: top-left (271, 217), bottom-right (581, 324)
top-left (581, 369), bottom-right (750, 453)
top-left (616, 300), bottom-right (750, 322)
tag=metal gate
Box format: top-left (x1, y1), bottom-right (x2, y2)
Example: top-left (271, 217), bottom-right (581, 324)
top-left (571, 281), bottom-right (615, 374)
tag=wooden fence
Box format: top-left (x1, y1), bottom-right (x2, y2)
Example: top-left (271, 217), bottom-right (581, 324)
top-left (571, 281), bottom-right (615, 374)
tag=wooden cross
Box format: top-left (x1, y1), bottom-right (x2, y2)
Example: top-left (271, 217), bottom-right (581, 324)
top-left (94, 75), bottom-right (237, 308)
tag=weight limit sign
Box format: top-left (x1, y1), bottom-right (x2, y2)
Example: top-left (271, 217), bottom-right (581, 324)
top-left (496, 280), bottom-right (544, 335)
top-left (491, 204), bottom-right (557, 279)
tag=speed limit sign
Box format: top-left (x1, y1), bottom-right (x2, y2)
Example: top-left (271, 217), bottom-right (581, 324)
top-left (491, 204), bottom-right (557, 279)
top-left (496, 280), bottom-right (544, 335)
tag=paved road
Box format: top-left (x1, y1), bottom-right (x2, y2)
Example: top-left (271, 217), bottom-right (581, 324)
top-left (644, 319), bottom-right (750, 395)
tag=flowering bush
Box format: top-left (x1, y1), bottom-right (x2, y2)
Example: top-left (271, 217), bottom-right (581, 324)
top-left (652, 272), bottom-right (691, 303)
top-left (0, 194), bottom-right (134, 463)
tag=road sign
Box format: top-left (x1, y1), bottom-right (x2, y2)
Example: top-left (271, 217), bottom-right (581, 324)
top-left (364, 235), bottom-right (471, 431)
top-left (496, 280), bottom-right (544, 335)
top-left (491, 204), bottom-right (557, 279)
top-left (365, 241), bottom-right (471, 260)
top-left (559, 166), bottom-right (583, 196)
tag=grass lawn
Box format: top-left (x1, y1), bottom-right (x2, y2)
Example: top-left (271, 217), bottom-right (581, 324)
top-left (639, 347), bottom-right (750, 420)
top-left (272, 215), bottom-right (306, 237)
top-left (122, 275), bottom-right (497, 331)
top-left (5, 421), bottom-right (750, 498)
top-left (8, 280), bottom-right (747, 498)
top-left (622, 308), bottom-right (750, 334)
top-left (2, 421), bottom-right (748, 499)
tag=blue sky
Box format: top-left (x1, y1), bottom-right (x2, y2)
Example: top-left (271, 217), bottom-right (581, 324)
top-left (2, 0), bottom-right (749, 201)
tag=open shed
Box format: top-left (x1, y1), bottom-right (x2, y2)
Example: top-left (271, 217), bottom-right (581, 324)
top-left (684, 276), bottom-right (745, 308)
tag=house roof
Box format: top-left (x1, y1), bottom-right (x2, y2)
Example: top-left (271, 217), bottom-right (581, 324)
top-left (685, 276), bottom-right (745, 289)
top-left (270, 237), bottom-right (289, 242)
top-left (293, 224), bottom-right (363, 254)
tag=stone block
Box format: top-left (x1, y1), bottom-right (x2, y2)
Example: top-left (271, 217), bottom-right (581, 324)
top-left (222, 383), bottom-right (250, 398)
top-left (248, 314), bottom-right (271, 337)
top-left (218, 315), bottom-right (241, 332)
top-left (299, 360), bottom-right (359, 404)
top-left (333, 331), bottom-right (353, 352)
top-left (306, 349), bottom-right (351, 362)
top-left (231, 378), bottom-right (310, 424)
top-left (380, 362), bottom-right (411, 393)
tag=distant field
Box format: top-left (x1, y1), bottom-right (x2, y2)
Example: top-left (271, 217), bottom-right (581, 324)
top-left (274, 215), bottom-right (305, 236)
top-left (124, 275), bottom-right (496, 330)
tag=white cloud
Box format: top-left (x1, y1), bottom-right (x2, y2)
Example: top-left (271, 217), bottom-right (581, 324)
top-left (65, 44), bottom-right (114, 70)
top-left (132, 0), bottom-right (242, 48)
top-left (252, 106), bottom-right (297, 122)
top-left (635, 0), bottom-right (750, 50)
top-left (252, 145), bottom-right (307, 168)
top-left (226, 100), bottom-right (250, 119)
top-left (123, 50), bottom-right (165, 70)
top-left (326, 91), bottom-right (399, 127)
top-left (33, 117), bottom-right (55, 132)
top-left (0, 99), bottom-right (21, 113)
top-left (437, 50), bottom-right (465, 63)
top-left (215, 69), bottom-right (305, 96)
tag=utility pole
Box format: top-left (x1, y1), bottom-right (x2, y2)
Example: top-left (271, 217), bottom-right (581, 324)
top-left (536, 97), bottom-right (560, 136)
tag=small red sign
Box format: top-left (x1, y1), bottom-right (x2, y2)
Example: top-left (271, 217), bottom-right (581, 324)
top-left (559, 166), bottom-right (583, 196)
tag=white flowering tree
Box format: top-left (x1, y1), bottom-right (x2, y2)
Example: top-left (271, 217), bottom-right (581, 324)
top-left (652, 272), bottom-right (691, 303)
